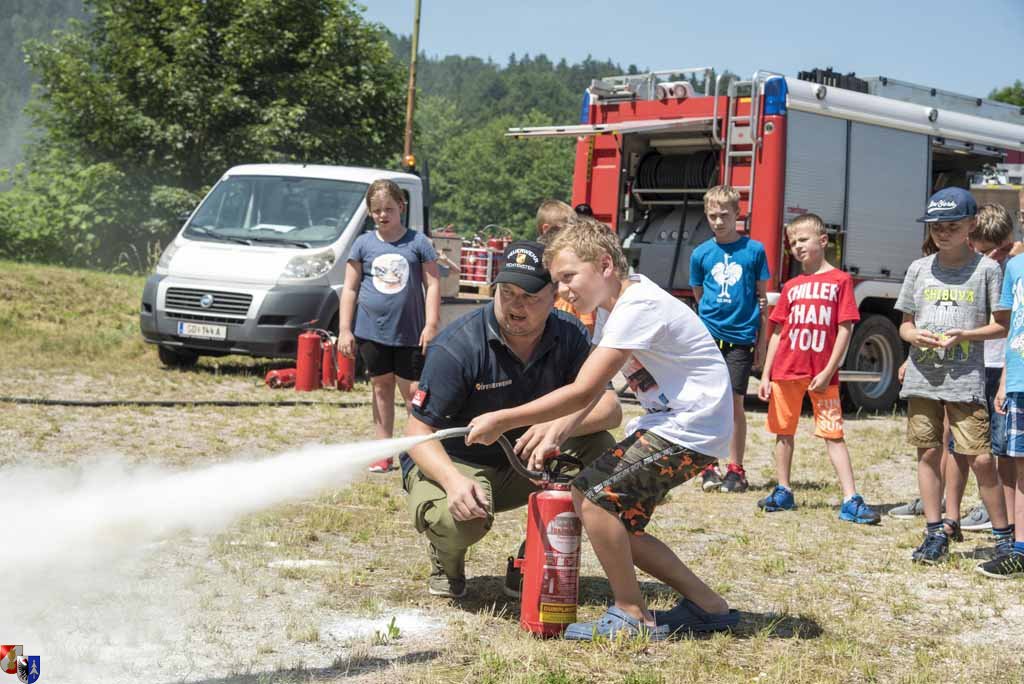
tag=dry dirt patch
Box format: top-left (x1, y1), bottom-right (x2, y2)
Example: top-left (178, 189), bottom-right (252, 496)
top-left (4, 379), bottom-right (1024, 683)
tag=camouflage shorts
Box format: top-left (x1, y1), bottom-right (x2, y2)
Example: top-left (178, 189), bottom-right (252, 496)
top-left (571, 429), bottom-right (715, 535)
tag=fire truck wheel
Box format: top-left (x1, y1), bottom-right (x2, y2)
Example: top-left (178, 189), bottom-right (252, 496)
top-left (843, 314), bottom-right (903, 412)
top-left (158, 345), bottom-right (200, 368)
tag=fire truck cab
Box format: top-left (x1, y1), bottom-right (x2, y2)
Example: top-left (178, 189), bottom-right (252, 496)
top-left (509, 68), bottom-right (1024, 411)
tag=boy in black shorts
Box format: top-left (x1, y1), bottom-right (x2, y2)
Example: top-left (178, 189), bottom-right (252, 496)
top-left (689, 186), bottom-right (771, 492)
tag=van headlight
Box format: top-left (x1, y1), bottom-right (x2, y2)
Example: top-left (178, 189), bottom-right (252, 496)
top-left (280, 250), bottom-right (336, 280)
top-left (156, 241), bottom-right (180, 274)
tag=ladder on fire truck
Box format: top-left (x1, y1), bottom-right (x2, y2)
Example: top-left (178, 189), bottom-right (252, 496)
top-left (714, 71), bottom-right (778, 228)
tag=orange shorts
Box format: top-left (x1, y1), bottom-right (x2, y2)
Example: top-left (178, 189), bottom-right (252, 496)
top-left (766, 378), bottom-right (844, 439)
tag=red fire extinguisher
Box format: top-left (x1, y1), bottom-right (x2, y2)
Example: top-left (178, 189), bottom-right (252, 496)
top-left (518, 481), bottom-right (581, 637)
top-left (321, 336), bottom-right (337, 389)
top-left (336, 350), bottom-right (355, 391)
top-left (295, 330), bottom-right (322, 391)
top-left (265, 368), bottom-right (297, 389)
top-left (494, 435), bottom-right (583, 637)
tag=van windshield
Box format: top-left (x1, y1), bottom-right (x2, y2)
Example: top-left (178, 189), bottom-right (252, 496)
top-left (185, 175), bottom-right (368, 247)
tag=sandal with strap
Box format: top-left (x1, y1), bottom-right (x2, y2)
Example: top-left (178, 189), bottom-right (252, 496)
top-left (652, 598), bottom-right (740, 636)
top-left (942, 517), bottom-right (964, 542)
top-left (563, 606), bottom-right (669, 641)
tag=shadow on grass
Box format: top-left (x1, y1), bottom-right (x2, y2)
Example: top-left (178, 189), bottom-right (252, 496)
top-left (746, 479), bottom-right (835, 493)
top-left (174, 359), bottom-right (293, 378)
top-left (454, 577), bottom-right (824, 641)
top-left (174, 649), bottom-right (443, 683)
top-left (874, 502), bottom-right (916, 516)
top-left (732, 610), bottom-right (824, 639)
top-left (952, 545), bottom-right (998, 561)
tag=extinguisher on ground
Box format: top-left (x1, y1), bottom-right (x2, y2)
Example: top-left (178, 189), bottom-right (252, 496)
top-left (472, 429), bottom-right (584, 637)
top-left (295, 329), bottom-right (322, 391)
top-left (294, 322), bottom-right (355, 392)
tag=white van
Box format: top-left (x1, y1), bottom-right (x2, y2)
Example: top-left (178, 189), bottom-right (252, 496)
top-left (140, 163), bottom-right (428, 367)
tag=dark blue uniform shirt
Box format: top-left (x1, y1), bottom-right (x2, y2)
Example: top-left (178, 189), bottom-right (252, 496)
top-left (408, 302), bottom-right (592, 468)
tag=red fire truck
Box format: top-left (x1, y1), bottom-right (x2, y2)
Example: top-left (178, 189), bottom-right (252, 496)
top-left (509, 68), bottom-right (1024, 410)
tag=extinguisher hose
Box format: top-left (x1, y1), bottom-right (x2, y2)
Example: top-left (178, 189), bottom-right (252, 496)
top-left (428, 426), bottom-right (562, 483)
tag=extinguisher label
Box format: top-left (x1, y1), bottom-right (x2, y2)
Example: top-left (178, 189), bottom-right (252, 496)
top-left (539, 602), bottom-right (576, 624)
top-left (412, 389), bottom-right (427, 408)
top-left (539, 512), bottom-right (581, 625)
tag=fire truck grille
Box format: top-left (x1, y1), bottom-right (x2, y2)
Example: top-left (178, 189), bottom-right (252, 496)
top-left (165, 288), bottom-right (252, 317)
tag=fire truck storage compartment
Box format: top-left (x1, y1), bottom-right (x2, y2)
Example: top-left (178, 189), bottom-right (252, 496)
top-left (844, 122), bottom-right (930, 280)
top-left (620, 139), bottom-right (719, 292)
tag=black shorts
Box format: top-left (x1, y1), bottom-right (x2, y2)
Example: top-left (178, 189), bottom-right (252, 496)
top-left (357, 338), bottom-right (424, 380)
top-left (714, 338), bottom-right (754, 395)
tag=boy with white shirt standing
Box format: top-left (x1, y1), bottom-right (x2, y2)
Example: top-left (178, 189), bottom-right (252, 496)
top-left (467, 218), bottom-right (737, 640)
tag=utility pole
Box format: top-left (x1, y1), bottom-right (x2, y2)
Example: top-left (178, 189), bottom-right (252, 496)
top-left (402, 0), bottom-right (421, 171)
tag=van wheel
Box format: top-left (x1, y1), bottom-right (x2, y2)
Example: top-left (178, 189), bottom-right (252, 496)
top-left (843, 315), bottom-right (903, 412)
top-left (158, 345), bottom-right (199, 368)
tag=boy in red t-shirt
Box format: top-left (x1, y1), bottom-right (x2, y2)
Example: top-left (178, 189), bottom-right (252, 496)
top-left (757, 214), bottom-right (881, 524)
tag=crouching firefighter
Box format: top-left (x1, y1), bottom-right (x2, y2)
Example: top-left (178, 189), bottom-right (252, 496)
top-left (402, 240), bottom-right (620, 599)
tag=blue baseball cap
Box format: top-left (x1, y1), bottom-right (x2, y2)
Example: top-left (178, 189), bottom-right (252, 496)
top-left (916, 187), bottom-right (978, 223)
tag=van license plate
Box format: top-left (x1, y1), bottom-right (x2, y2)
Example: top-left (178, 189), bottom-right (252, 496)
top-left (177, 322), bottom-right (227, 340)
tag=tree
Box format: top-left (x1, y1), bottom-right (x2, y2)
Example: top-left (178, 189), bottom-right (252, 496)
top-left (25, 0), bottom-right (405, 191)
top-left (989, 80), bottom-right (1024, 107)
top-left (1, 0), bottom-right (405, 266)
top-left (0, 0), bottom-right (86, 171)
top-left (430, 113), bottom-right (574, 239)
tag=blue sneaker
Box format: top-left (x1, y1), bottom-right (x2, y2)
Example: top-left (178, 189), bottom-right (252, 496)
top-left (839, 494), bottom-right (881, 525)
top-left (757, 485), bottom-right (796, 512)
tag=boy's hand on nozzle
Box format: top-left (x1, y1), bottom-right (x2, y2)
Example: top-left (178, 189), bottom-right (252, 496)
top-left (808, 371), bottom-right (831, 393)
top-left (757, 378), bottom-right (771, 402)
top-left (466, 411), bottom-right (508, 446)
top-left (514, 422), bottom-right (562, 462)
top-left (527, 446), bottom-right (560, 479)
top-left (338, 330), bottom-right (357, 358)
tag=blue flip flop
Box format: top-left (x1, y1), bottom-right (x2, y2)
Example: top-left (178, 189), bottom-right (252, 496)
top-left (563, 606), bottom-right (670, 641)
top-left (652, 598), bottom-right (740, 636)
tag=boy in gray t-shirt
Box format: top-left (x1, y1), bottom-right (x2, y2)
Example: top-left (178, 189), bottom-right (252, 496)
top-left (897, 252), bottom-right (1002, 405)
top-left (895, 187), bottom-right (1012, 565)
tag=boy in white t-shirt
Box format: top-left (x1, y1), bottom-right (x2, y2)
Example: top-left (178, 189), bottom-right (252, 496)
top-left (467, 219), bottom-right (737, 640)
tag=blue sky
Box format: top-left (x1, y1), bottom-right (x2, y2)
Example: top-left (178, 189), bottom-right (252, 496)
top-left (361, 0), bottom-right (1023, 100)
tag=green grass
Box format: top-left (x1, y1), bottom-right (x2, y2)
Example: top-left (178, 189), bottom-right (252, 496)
top-left (0, 258), bottom-right (372, 403)
top-left (3, 260), bottom-right (1024, 683)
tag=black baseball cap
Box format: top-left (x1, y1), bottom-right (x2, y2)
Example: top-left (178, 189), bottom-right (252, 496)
top-left (494, 240), bottom-right (551, 293)
top-left (916, 187), bottom-right (978, 223)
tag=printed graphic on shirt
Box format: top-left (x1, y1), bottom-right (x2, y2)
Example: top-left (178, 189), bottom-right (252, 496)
top-left (1010, 278), bottom-right (1024, 360)
top-left (914, 287), bottom-right (974, 364)
top-left (623, 356), bottom-right (658, 393)
top-left (784, 281), bottom-right (837, 353)
top-left (371, 253), bottom-right (410, 294)
top-left (711, 254), bottom-right (743, 302)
